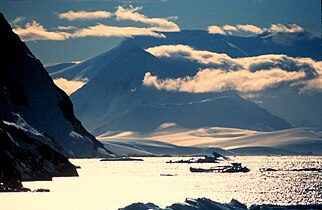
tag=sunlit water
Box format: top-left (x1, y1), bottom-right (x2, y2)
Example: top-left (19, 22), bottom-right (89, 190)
top-left (1, 156), bottom-right (321, 210)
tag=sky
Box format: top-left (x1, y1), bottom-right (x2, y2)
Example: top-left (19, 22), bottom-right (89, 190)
top-left (0, 0), bottom-right (320, 65)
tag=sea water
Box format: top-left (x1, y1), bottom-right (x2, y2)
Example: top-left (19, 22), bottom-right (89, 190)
top-left (0, 156), bottom-right (321, 210)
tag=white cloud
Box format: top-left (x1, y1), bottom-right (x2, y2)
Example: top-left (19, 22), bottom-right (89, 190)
top-left (269, 23), bottom-right (304, 33)
top-left (57, 10), bottom-right (112, 21)
top-left (53, 78), bottom-right (87, 95)
top-left (15, 6), bottom-right (178, 41)
top-left (143, 69), bottom-right (306, 93)
top-left (146, 45), bottom-right (318, 73)
top-left (144, 44), bottom-right (322, 93)
top-left (115, 6), bottom-right (180, 32)
top-left (55, 26), bottom-right (78, 30)
top-left (207, 23), bottom-right (304, 35)
top-left (146, 44), bottom-right (236, 67)
top-left (13, 21), bottom-right (166, 41)
top-left (301, 61), bottom-right (322, 92)
top-left (73, 24), bottom-right (165, 38)
top-left (303, 77), bottom-right (322, 92)
top-left (236, 24), bottom-right (263, 34)
top-left (209, 24), bottom-right (263, 35)
top-left (222, 25), bottom-right (238, 31)
top-left (207, 25), bottom-right (226, 34)
top-left (13, 21), bottom-right (71, 41)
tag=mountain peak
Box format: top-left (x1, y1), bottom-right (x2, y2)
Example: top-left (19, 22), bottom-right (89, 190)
top-left (256, 29), bottom-right (316, 39)
top-left (112, 46), bottom-right (157, 64)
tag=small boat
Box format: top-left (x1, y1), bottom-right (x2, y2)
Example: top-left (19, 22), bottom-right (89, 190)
top-left (189, 167), bottom-right (217, 173)
top-left (222, 163), bottom-right (250, 173)
top-left (190, 163), bottom-right (250, 173)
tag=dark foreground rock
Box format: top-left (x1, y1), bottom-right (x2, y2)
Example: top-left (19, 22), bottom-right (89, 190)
top-left (0, 179), bottom-right (30, 192)
top-left (0, 120), bottom-right (78, 192)
top-left (0, 12), bottom-right (113, 192)
top-left (0, 12), bottom-right (113, 158)
top-left (119, 202), bottom-right (161, 210)
top-left (119, 198), bottom-right (322, 210)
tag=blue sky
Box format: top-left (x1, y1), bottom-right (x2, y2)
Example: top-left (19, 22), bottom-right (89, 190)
top-left (0, 0), bottom-right (320, 65)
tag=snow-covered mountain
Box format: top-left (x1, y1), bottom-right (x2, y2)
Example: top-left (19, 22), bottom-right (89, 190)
top-left (58, 29), bottom-right (321, 132)
top-left (0, 13), bottom-right (112, 158)
top-left (70, 46), bottom-right (291, 135)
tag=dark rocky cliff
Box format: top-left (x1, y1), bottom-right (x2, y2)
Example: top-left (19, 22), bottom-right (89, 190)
top-left (0, 13), bottom-right (112, 192)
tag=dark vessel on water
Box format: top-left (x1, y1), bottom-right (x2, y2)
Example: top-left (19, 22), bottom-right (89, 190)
top-left (190, 163), bottom-right (250, 173)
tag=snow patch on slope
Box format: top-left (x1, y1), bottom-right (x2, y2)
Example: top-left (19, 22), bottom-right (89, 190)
top-left (98, 125), bottom-right (322, 155)
top-left (3, 114), bottom-right (43, 137)
top-left (53, 78), bottom-right (87, 95)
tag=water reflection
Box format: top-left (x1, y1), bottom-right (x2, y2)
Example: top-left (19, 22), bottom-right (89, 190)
top-left (0, 156), bottom-right (321, 210)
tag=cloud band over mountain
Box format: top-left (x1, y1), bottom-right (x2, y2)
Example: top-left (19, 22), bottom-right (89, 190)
top-left (208, 23), bottom-right (304, 35)
top-left (73, 24), bottom-right (165, 38)
top-left (143, 69), bottom-right (306, 93)
top-left (144, 45), bottom-right (322, 93)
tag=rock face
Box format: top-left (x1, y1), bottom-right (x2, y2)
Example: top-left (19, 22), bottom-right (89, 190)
top-left (0, 121), bottom-right (77, 192)
top-left (0, 13), bottom-right (112, 158)
top-left (0, 13), bottom-right (112, 191)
